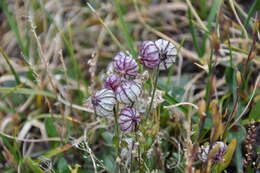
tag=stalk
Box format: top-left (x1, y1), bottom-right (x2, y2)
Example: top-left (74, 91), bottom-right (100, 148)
top-left (113, 104), bottom-right (121, 173)
top-left (146, 65), bottom-right (160, 120)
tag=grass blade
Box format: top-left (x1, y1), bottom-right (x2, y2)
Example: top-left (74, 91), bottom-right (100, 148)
top-left (0, 87), bottom-right (56, 99)
top-left (0, 47), bottom-right (21, 84)
top-left (188, 9), bottom-right (203, 57)
top-left (0, 0), bottom-right (29, 56)
top-left (244, 0), bottom-right (260, 27)
top-left (115, 0), bottom-right (137, 57)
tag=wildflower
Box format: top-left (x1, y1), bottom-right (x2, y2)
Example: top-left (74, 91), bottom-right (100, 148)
top-left (91, 89), bottom-right (116, 116)
top-left (154, 39), bottom-right (177, 70)
top-left (113, 51), bottom-right (138, 78)
top-left (139, 41), bottom-right (160, 69)
top-left (199, 141), bottom-right (227, 163)
top-left (119, 107), bottom-right (140, 132)
top-left (104, 75), bottom-right (122, 91)
top-left (209, 141), bottom-right (227, 163)
top-left (115, 80), bottom-right (142, 105)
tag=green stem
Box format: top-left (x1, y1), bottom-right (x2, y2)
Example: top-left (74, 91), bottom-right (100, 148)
top-left (113, 105), bottom-right (120, 172)
top-left (197, 50), bottom-right (215, 142)
top-left (146, 65), bottom-right (160, 120)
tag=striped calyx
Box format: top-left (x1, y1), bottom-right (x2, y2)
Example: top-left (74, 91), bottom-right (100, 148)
top-left (115, 80), bottom-right (141, 105)
top-left (139, 41), bottom-right (160, 69)
top-left (154, 39), bottom-right (177, 70)
top-left (119, 107), bottom-right (140, 132)
top-left (113, 51), bottom-right (138, 78)
top-left (104, 75), bottom-right (122, 91)
top-left (91, 89), bottom-right (116, 116)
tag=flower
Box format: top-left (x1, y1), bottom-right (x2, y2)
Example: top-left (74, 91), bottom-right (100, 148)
top-left (104, 75), bottom-right (122, 91)
top-left (209, 141), bottom-right (227, 163)
top-left (115, 80), bottom-right (142, 105)
top-left (198, 141), bottom-right (227, 163)
top-left (154, 39), bottom-right (177, 70)
top-left (113, 51), bottom-right (138, 78)
top-left (91, 89), bottom-right (116, 116)
top-left (119, 107), bottom-right (140, 132)
top-left (139, 41), bottom-right (160, 69)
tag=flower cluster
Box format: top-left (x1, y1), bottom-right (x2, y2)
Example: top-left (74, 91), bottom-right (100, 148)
top-left (91, 39), bottom-right (177, 132)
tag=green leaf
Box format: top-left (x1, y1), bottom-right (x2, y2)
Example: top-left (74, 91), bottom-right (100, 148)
top-left (234, 143), bottom-right (243, 173)
top-left (249, 101), bottom-right (260, 120)
top-left (227, 125), bottom-right (246, 143)
top-left (244, 0), bottom-right (260, 27)
top-left (216, 139), bottom-right (237, 173)
top-left (225, 67), bottom-right (237, 98)
top-left (206, 0), bottom-right (223, 31)
top-left (58, 157), bottom-right (70, 173)
top-left (24, 158), bottom-right (45, 173)
top-left (104, 155), bottom-right (116, 172)
top-left (102, 131), bottom-right (113, 145)
top-left (45, 117), bottom-right (59, 148)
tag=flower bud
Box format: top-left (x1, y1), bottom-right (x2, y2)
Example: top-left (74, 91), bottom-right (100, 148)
top-left (91, 89), bottom-right (116, 116)
top-left (119, 107), bottom-right (140, 132)
top-left (154, 39), bottom-right (177, 70)
top-left (115, 80), bottom-right (142, 105)
top-left (199, 141), bottom-right (227, 163)
top-left (113, 52), bottom-right (138, 78)
top-left (139, 41), bottom-right (160, 69)
top-left (209, 141), bottom-right (227, 163)
top-left (104, 75), bottom-right (122, 91)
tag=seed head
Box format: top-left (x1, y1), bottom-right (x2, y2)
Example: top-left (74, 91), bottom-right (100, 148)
top-left (115, 80), bottom-right (142, 105)
top-left (119, 107), bottom-right (140, 132)
top-left (91, 89), bottom-right (116, 116)
top-left (113, 52), bottom-right (138, 78)
top-left (139, 41), bottom-right (160, 69)
top-left (154, 39), bottom-right (177, 70)
top-left (104, 75), bottom-right (122, 91)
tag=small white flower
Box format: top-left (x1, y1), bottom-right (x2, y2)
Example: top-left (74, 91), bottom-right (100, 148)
top-left (91, 89), bottom-right (116, 116)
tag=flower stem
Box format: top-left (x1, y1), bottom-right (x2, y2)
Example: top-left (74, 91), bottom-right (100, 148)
top-left (146, 65), bottom-right (160, 120)
top-left (113, 104), bottom-right (121, 172)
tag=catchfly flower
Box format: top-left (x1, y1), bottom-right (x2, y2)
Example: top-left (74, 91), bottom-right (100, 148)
top-left (119, 107), bottom-right (140, 132)
top-left (139, 41), bottom-right (160, 69)
top-left (154, 39), bottom-right (177, 70)
top-left (115, 80), bottom-right (142, 105)
top-left (104, 75), bottom-right (122, 91)
top-left (199, 141), bottom-right (227, 163)
top-left (209, 141), bottom-right (227, 163)
top-left (91, 89), bottom-right (116, 116)
top-left (113, 51), bottom-right (138, 78)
